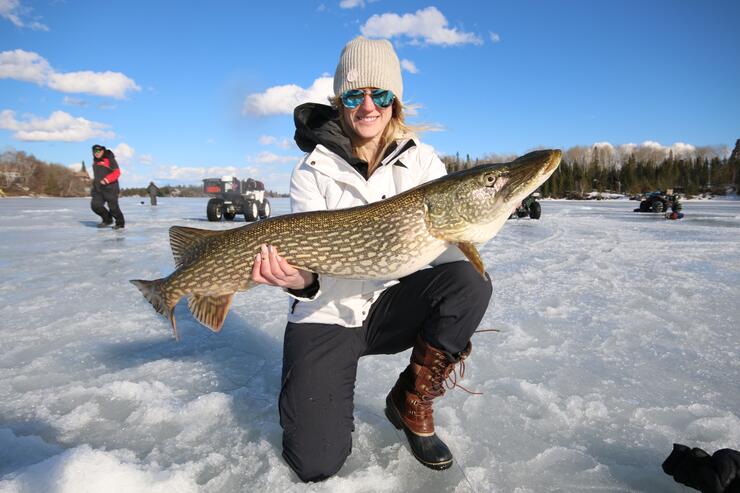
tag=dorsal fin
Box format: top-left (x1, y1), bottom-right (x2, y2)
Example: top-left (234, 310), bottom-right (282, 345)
top-left (169, 226), bottom-right (222, 268)
top-left (187, 293), bottom-right (234, 332)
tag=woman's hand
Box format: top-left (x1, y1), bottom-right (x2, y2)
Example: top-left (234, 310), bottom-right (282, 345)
top-left (251, 244), bottom-right (314, 290)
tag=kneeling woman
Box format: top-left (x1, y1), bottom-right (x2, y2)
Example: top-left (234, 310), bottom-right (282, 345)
top-left (251, 36), bottom-right (492, 482)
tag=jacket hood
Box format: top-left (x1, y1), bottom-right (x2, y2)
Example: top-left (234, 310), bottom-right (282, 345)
top-left (97, 149), bottom-right (115, 160)
top-left (293, 103), bottom-right (364, 166)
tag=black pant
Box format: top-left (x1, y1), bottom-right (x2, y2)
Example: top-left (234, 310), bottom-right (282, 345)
top-left (91, 183), bottom-right (125, 226)
top-left (279, 261), bottom-right (492, 482)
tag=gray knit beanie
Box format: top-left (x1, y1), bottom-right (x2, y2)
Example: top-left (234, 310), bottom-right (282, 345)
top-left (333, 36), bottom-right (403, 102)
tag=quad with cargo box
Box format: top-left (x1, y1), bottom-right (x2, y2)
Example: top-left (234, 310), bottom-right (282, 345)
top-left (203, 176), bottom-right (271, 222)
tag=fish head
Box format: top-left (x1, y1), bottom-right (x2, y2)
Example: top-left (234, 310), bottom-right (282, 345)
top-left (424, 149), bottom-right (561, 243)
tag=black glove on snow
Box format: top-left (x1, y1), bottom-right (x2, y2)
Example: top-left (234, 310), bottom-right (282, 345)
top-left (662, 443), bottom-right (740, 493)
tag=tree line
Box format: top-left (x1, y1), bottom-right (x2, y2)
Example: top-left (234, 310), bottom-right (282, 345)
top-left (2, 143), bottom-right (738, 199)
top-left (0, 150), bottom-right (287, 198)
top-left (442, 141), bottom-right (740, 198)
top-left (0, 150), bottom-right (90, 197)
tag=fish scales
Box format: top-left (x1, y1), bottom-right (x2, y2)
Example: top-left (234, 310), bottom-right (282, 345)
top-left (131, 149), bottom-right (562, 338)
top-left (164, 189), bottom-right (440, 300)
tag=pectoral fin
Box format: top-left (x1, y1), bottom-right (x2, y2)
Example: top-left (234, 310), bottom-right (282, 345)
top-left (187, 293), bottom-right (234, 332)
top-left (456, 242), bottom-right (487, 279)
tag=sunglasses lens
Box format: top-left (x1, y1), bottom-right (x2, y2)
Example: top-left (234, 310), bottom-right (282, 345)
top-left (341, 89), bottom-right (395, 109)
top-left (370, 89), bottom-right (394, 108)
top-left (341, 90), bottom-right (365, 109)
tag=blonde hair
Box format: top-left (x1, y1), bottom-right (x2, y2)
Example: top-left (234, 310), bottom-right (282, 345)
top-left (330, 96), bottom-right (418, 170)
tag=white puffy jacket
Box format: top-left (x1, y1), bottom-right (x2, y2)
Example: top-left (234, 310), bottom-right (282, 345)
top-left (286, 138), bottom-right (466, 327)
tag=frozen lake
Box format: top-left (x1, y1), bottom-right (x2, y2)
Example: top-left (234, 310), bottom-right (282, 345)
top-left (1, 196), bottom-right (738, 492)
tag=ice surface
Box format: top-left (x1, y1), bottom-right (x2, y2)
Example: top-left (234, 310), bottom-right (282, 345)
top-left (0, 196), bottom-right (738, 492)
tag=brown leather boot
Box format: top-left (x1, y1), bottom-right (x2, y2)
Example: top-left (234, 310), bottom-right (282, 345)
top-left (385, 335), bottom-right (472, 470)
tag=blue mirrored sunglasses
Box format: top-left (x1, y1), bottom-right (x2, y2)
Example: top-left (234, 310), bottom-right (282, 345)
top-left (340, 89), bottom-right (395, 109)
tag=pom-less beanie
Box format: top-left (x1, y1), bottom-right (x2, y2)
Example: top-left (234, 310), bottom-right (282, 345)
top-left (333, 36), bottom-right (403, 102)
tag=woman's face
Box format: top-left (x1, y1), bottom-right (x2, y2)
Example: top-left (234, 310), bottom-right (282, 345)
top-left (342, 88), bottom-right (393, 146)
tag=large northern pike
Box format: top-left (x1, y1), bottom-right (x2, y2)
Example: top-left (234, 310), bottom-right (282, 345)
top-left (131, 149), bottom-right (561, 339)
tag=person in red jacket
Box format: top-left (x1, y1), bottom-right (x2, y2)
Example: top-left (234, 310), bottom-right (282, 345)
top-left (90, 144), bottom-right (125, 229)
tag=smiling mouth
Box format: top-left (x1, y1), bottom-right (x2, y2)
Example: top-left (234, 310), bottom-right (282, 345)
top-left (356, 115), bottom-right (379, 122)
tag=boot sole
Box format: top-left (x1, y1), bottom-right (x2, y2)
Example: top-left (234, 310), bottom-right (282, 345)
top-left (384, 394), bottom-right (453, 471)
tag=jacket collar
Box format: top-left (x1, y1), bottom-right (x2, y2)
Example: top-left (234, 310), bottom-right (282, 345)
top-left (293, 102), bottom-right (417, 179)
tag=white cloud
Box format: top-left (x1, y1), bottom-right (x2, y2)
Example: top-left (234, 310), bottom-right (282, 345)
top-left (68, 162), bottom-right (87, 173)
top-left (139, 154), bottom-right (153, 165)
top-left (49, 71), bottom-right (140, 99)
top-left (339, 0), bottom-right (364, 8)
top-left (0, 0), bottom-right (48, 31)
top-left (248, 151), bottom-right (300, 165)
top-left (0, 49), bottom-right (50, 83)
top-left (489, 32), bottom-right (501, 43)
top-left (243, 76), bottom-right (333, 116)
top-left (0, 109), bottom-right (114, 142)
top-left (156, 166), bottom-right (231, 182)
top-left (155, 165), bottom-right (261, 182)
top-left (400, 59), bottom-right (418, 74)
top-left (112, 143), bottom-right (135, 164)
top-left (361, 6), bottom-right (482, 46)
top-left (259, 135), bottom-right (292, 149)
top-left (0, 49), bottom-right (140, 99)
top-left (62, 96), bottom-right (87, 107)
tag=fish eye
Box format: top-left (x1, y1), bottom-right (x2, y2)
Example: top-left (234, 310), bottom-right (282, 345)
top-left (483, 174), bottom-right (496, 187)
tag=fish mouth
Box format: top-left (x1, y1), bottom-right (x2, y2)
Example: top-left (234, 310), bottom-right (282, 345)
top-left (543, 149), bottom-right (562, 175)
top-left (499, 149), bottom-right (562, 201)
top-left (511, 149), bottom-right (561, 176)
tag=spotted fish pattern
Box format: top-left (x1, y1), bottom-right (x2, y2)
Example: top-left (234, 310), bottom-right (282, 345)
top-left (131, 149), bottom-right (561, 339)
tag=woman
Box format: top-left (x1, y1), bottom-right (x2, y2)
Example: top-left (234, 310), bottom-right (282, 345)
top-left (251, 36), bottom-right (492, 482)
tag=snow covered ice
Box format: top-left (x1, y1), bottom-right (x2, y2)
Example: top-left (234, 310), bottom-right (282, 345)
top-left (0, 196), bottom-right (738, 492)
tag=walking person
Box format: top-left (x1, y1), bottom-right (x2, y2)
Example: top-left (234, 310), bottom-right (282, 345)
top-left (90, 144), bottom-right (125, 229)
top-left (146, 181), bottom-right (159, 206)
top-left (251, 36), bottom-right (492, 482)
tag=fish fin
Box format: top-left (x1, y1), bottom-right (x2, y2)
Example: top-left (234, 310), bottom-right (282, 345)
top-left (169, 311), bottom-right (179, 341)
top-left (187, 293), bottom-right (234, 333)
top-left (130, 279), bottom-right (182, 340)
top-left (169, 226), bottom-right (222, 268)
top-left (456, 242), bottom-right (487, 279)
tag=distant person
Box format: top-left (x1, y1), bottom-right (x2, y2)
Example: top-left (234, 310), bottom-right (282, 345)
top-left (90, 144), bottom-right (125, 229)
top-left (146, 181), bottom-right (159, 206)
top-left (250, 36), bottom-right (492, 481)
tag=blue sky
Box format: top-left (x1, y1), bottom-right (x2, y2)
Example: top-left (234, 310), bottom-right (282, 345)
top-left (1, 1), bottom-right (739, 192)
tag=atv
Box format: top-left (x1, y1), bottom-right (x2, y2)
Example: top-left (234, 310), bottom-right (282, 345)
top-left (634, 191), bottom-right (682, 214)
top-left (509, 192), bottom-right (542, 219)
top-left (203, 176), bottom-right (271, 222)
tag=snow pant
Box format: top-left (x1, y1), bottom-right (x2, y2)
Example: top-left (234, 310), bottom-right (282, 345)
top-left (91, 183), bottom-right (125, 226)
top-left (279, 260), bottom-right (492, 482)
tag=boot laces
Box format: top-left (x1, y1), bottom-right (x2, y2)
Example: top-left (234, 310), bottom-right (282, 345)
top-left (420, 353), bottom-right (481, 401)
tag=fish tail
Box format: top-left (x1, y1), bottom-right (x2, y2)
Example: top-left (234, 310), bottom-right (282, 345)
top-left (130, 278), bottom-right (181, 341)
